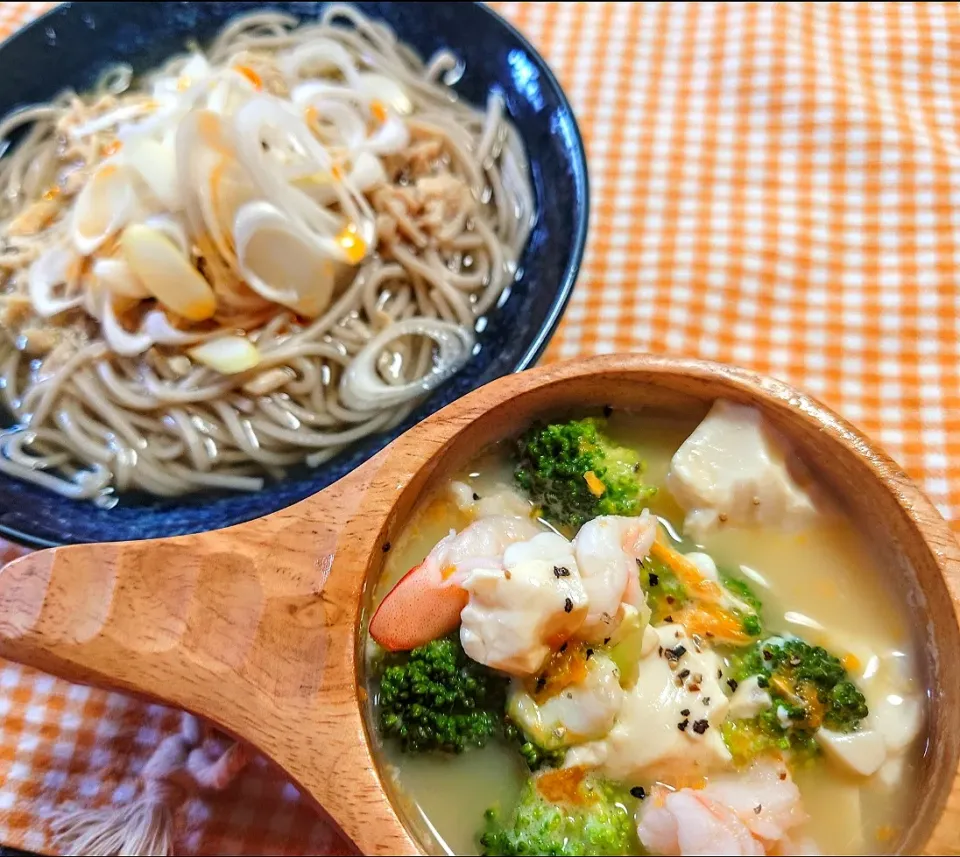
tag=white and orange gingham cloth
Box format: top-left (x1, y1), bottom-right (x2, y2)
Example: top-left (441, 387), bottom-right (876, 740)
top-left (0, 2), bottom-right (958, 854)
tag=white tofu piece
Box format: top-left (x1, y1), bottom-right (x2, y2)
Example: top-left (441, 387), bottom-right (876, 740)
top-left (565, 625), bottom-right (731, 782)
top-left (459, 533), bottom-right (587, 676)
top-left (727, 675), bottom-right (773, 720)
top-left (872, 693), bottom-right (923, 755)
top-left (815, 727), bottom-right (887, 777)
top-left (667, 400), bottom-right (819, 538)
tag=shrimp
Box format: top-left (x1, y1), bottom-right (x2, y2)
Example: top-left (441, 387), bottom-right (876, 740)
top-left (448, 479), bottom-right (534, 519)
top-left (460, 532), bottom-right (588, 675)
top-left (572, 512), bottom-right (656, 642)
top-left (369, 514), bottom-right (542, 651)
top-left (636, 760), bottom-right (817, 856)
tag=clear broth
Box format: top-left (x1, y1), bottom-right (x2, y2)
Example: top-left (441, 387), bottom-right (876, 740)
top-left (366, 412), bottom-right (924, 855)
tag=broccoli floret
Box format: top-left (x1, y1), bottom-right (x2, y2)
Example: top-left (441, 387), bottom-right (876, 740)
top-left (639, 559), bottom-right (763, 640)
top-left (480, 771), bottom-right (637, 856)
top-left (719, 572), bottom-right (765, 638)
top-left (639, 555), bottom-right (689, 623)
top-left (723, 637), bottom-right (868, 765)
top-left (721, 714), bottom-right (818, 767)
top-left (720, 573), bottom-right (762, 613)
top-left (514, 417), bottom-right (656, 530)
top-left (375, 636), bottom-right (507, 753)
top-left (503, 719), bottom-right (567, 771)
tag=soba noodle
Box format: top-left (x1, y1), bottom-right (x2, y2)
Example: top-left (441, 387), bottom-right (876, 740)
top-left (0, 4), bottom-right (534, 502)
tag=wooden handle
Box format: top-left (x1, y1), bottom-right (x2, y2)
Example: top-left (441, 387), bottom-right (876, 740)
top-left (0, 447), bottom-right (420, 855)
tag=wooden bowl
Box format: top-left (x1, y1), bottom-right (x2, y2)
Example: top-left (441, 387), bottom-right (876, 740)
top-left (0, 354), bottom-right (956, 855)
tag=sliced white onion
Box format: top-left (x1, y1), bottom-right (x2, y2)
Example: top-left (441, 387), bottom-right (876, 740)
top-left (200, 157), bottom-right (257, 258)
top-left (339, 317), bottom-right (475, 411)
top-left (281, 39), bottom-right (358, 83)
top-left (142, 309), bottom-right (206, 345)
top-left (142, 213), bottom-right (190, 256)
top-left (68, 101), bottom-right (157, 140)
top-left (294, 151), bottom-right (386, 205)
top-left (91, 257), bottom-right (149, 299)
top-left (233, 97), bottom-right (341, 237)
top-left (120, 223), bottom-right (216, 321)
top-left (72, 164), bottom-right (142, 255)
top-left (350, 151), bottom-right (387, 191)
top-left (27, 246), bottom-right (83, 317)
top-left (121, 136), bottom-right (180, 210)
top-left (233, 201), bottom-right (338, 318)
top-left (101, 297), bottom-right (152, 356)
top-left (355, 72), bottom-right (412, 114)
top-left (188, 336), bottom-right (261, 374)
top-left (152, 53), bottom-right (212, 100)
top-left (233, 97), bottom-right (377, 258)
top-left (364, 113), bottom-right (410, 156)
top-left (291, 80), bottom-right (353, 106)
top-left (299, 97), bottom-right (368, 149)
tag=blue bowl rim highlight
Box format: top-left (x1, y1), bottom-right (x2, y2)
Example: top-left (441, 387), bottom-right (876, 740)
top-left (0, 0), bottom-right (589, 549)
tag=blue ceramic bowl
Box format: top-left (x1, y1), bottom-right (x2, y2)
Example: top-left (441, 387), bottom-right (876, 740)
top-left (0, 1), bottom-right (588, 547)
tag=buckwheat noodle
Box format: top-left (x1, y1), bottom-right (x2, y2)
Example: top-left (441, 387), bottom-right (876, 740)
top-left (0, 4), bottom-right (534, 503)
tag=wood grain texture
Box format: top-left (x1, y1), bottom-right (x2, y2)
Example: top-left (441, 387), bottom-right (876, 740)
top-left (0, 354), bottom-right (956, 856)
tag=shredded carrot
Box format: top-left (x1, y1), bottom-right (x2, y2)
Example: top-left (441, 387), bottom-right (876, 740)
top-left (330, 163), bottom-right (344, 181)
top-left (304, 105), bottom-right (320, 130)
top-left (335, 223), bottom-right (367, 264)
top-left (370, 99), bottom-right (389, 123)
top-left (234, 65), bottom-right (263, 90)
top-left (532, 644), bottom-right (589, 702)
top-left (41, 186), bottom-right (60, 200)
top-left (583, 470), bottom-right (606, 497)
top-left (650, 537), bottom-right (722, 601)
top-left (842, 653), bottom-right (861, 673)
top-left (536, 766), bottom-right (588, 805)
top-left (673, 603), bottom-right (750, 644)
top-left (440, 564), bottom-right (458, 581)
top-left (660, 774), bottom-right (707, 792)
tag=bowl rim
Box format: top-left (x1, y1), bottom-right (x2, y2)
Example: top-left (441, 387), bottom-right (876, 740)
top-left (0, 0), bottom-right (590, 549)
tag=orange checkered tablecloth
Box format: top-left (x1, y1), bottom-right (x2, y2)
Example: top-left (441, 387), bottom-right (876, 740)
top-left (0, 1), bottom-right (959, 854)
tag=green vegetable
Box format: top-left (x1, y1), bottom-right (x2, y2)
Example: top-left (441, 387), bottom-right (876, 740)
top-left (723, 637), bottom-right (868, 765)
top-left (719, 571), bottom-right (765, 639)
top-left (721, 714), bottom-right (818, 766)
top-left (638, 559), bottom-right (763, 641)
top-left (720, 573), bottom-right (762, 613)
top-left (503, 718), bottom-right (567, 771)
top-left (376, 636), bottom-right (507, 753)
top-left (480, 772), bottom-right (637, 856)
top-left (514, 417), bottom-right (656, 531)
top-left (638, 555), bottom-right (688, 624)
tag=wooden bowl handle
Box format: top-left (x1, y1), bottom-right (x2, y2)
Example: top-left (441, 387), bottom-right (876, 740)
top-left (0, 449), bottom-right (422, 855)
